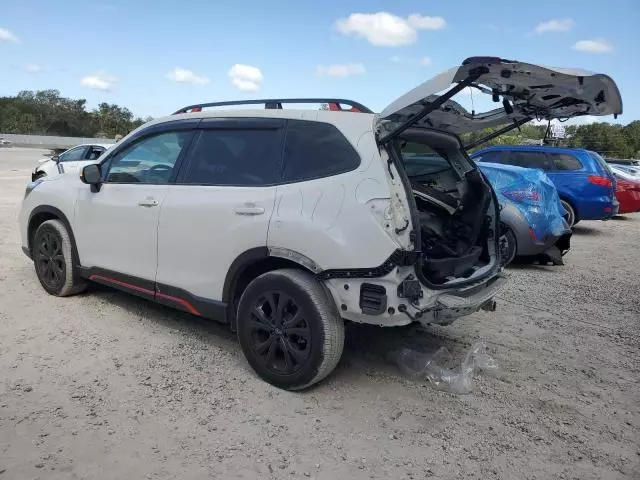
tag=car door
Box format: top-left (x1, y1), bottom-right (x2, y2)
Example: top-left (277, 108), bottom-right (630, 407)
top-left (56, 145), bottom-right (88, 175)
top-left (544, 152), bottom-right (586, 197)
top-left (74, 128), bottom-right (195, 284)
top-left (155, 118), bottom-right (285, 309)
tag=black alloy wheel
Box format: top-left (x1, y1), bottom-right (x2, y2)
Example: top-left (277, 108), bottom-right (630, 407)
top-left (249, 291), bottom-right (311, 375)
top-left (237, 269), bottom-right (345, 390)
top-left (34, 229), bottom-right (66, 291)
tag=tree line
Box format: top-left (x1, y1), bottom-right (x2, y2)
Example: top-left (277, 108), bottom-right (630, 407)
top-left (2, 92), bottom-right (639, 158)
top-left (463, 121), bottom-right (640, 159)
top-left (0, 90), bottom-right (152, 139)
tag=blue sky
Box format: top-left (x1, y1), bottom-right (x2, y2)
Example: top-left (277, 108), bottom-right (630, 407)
top-left (1, 0), bottom-right (639, 124)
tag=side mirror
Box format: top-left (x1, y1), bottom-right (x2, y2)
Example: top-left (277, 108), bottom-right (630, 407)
top-left (51, 155), bottom-right (60, 162)
top-left (80, 164), bottom-right (101, 186)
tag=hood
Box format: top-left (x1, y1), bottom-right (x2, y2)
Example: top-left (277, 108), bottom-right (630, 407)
top-left (378, 56), bottom-right (623, 139)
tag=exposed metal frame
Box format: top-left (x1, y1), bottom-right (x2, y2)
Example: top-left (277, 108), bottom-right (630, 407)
top-left (173, 98), bottom-right (373, 115)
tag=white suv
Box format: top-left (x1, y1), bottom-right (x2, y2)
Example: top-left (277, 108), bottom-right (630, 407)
top-left (19, 57), bottom-right (622, 389)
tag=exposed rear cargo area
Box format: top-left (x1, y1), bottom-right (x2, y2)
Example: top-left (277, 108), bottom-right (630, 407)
top-left (397, 129), bottom-right (497, 285)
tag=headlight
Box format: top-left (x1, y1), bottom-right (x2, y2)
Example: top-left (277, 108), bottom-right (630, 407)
top-left (24, 178), bottom-right (44, 198)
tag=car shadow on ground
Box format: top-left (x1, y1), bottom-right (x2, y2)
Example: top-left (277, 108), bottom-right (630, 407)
top-left (612, 214), bottom-right (635, 221)
top-left (89, 284), bottom-right (237, 343)
top-left (506, 257), bottom-right (564, 272)
top-left (85, 284), bottom-right (468, 385)
top-left (571, 224), bottom-right (604, 236)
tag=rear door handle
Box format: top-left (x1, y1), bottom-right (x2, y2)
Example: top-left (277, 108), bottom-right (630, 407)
top-left (138, 199), bottom-right (159, 208)
top-left (234, 205), bottom-right (265, 216)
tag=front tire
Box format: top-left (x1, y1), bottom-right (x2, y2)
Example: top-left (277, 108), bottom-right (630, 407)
top-left (32, 219), bottom-right (86, 296)
top-left (236, 269), bottom-right (344, 390)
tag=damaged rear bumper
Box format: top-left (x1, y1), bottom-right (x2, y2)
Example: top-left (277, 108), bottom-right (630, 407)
top-left (528, 230), bottom-right (572, 265)
top-left (420, 273), bottom-right (508, 325)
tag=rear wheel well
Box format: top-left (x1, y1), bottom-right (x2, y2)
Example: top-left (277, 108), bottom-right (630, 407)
top-left (227, 257), bottom-right (314, 330)
top-left (559, 196), bottom-right (579, 221)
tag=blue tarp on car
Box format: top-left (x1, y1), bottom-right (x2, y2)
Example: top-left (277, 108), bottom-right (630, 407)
top-left (479, 162), bottom-right (567, 241)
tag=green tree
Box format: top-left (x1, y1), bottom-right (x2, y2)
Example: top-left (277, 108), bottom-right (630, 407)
top-left (0, 90), bottom-right (149, 138)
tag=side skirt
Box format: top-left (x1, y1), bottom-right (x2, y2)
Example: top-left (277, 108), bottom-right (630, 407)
top-left (78, 267), bottom-right (228, 323)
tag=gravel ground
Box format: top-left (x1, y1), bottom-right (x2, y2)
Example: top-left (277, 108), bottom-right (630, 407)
top-left (1, 148), bottom-right (639, 480)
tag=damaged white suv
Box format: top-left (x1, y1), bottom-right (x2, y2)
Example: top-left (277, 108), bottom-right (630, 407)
top-left (19, 57), bottom-right (622, 389)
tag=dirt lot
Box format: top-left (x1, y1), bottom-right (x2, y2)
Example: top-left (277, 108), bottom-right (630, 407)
top-left (1, 148), bottom-right (639, 480)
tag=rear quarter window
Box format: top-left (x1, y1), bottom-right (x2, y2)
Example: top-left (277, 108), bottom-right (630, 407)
top-left (281, 120), bottom-right (360, 182)
top-left (588, 151), bottom-right (615, 176)
top-left (549, 153), bottom-right (582, 171)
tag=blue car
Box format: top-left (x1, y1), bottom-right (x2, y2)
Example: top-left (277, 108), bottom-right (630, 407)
top-left (478, 162), bottom-right (571, 266)
top-left (472, 146), bottom-right (618, 227)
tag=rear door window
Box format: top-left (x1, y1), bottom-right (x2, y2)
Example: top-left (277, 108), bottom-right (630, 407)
top-left (550, 153), bottom-right (582, 171)
top-left (85, 146), bottom-right (106, 160)
top-left (502, 151), bottom-right (552, 170)
top-left (181, 128), bottom-right (284, 186)
top-left (281, 120), bottom-right (360, 182)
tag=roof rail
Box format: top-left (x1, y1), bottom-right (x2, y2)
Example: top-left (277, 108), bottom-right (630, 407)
top-left (172, 98), bottom-right (373, 115)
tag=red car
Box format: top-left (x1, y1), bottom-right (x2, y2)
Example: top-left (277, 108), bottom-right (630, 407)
top-left (611, 165), bottom-right (640, 214)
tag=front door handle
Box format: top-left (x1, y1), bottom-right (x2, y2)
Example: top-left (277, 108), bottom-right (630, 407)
top-left (234, 204), bottom-right (265, 216)
top-left (138, 199), bottom-right (159, 208)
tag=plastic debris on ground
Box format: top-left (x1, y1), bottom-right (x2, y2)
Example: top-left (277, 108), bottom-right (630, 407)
top-left (391, 342), bottom-right (501, 394)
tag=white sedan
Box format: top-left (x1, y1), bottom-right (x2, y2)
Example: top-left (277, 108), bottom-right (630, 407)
top-left (32, 143), bottom-right (114, 181)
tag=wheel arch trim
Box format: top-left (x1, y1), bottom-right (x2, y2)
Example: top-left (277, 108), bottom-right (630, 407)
top-left (27, 205), bottom-right (81, 268)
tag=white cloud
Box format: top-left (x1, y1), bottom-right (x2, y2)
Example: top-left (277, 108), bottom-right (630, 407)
top-left (0, 27), bottom-right (20, 43)
top-left (335, 12), bottom-right (446, 47)
top-left (166, 67), bottom-right (210, 85)
top-left (316, 63), bottom-right (365, 77)
top-left (80, 72), bottom-right (117, 91)
top-left (390, 56), bottom-right (432, 67)
top-left (407, 14), bottom-right (446, 30)
top-left (572, 39), bottom-right (613, 53)
top-left (534, 18), bottom-right (574, 34)
top-left (228, 64), bottom-right (263, 92)
top-left (25, 64), bottom-right (43, 74)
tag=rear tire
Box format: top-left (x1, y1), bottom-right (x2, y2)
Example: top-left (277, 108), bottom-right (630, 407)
top-left (236, 269), bottom-right (344, 390)
top-left (32, 219), bottom-right (86, 296)
top-left (560, 199), bottom-right (577, 228)
top-left (499, 226), bottom-right (517, 267)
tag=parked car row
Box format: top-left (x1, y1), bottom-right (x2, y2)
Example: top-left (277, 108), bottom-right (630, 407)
top-left (19, 56), bottom-right (628, 390)
top-left (472, 146), bottom-right (619, 228)
top-left (609, 164), bottom-right (640, 214)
